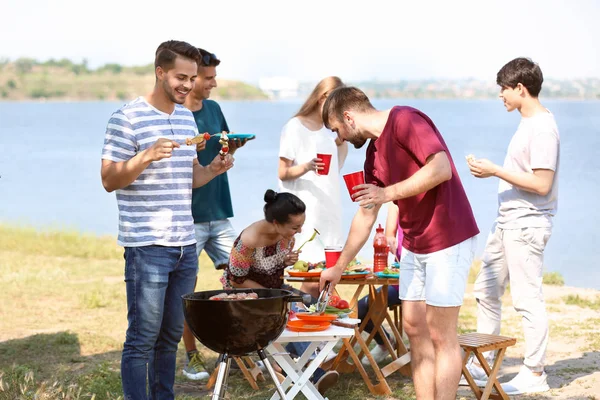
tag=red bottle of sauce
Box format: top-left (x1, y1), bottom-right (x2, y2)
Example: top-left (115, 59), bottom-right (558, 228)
top-left (373, 224), bottom-right (389, 273)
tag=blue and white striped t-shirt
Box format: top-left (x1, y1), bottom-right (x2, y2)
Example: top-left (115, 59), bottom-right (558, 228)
top-left (102, 97), bottom-right (199, 247)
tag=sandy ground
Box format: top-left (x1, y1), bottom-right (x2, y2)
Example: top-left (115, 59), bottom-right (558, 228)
top-left (456, 285), bottom-right (600, 400)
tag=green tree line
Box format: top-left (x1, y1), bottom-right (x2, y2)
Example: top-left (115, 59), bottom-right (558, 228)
top-left (0, 57), bottom-right (265, 101)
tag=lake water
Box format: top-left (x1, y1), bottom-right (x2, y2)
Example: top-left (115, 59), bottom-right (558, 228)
top-left (1, 99), bottom-right (599, 289)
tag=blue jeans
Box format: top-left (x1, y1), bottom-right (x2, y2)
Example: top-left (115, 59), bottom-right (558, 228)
top-left (357, 285), bottom-right (401, 345)
top-left (194, 220), bottom-right (236, 268)
top-left (121, 245), bottom-right (198, 400)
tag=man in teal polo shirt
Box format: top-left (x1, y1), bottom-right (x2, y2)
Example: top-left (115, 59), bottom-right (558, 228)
top-left (181, 48), bottom-right (251, 380)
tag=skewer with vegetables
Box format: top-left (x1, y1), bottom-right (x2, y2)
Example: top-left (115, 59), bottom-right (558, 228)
top-left (218, 131), bottom-right (229, 159)
top-left (185, 132), bottom-right (212, 146)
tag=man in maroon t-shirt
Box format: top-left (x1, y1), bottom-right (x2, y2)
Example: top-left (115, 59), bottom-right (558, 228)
top-left (320, 87), bottom-right (479, 399)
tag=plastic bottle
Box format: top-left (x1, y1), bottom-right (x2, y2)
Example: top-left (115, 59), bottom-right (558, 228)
top-left (373, 224), bottom-right (389, 273)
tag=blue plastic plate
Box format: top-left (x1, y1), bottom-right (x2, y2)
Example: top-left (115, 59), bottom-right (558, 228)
top-left (227, 133), bottom-right (256, 140)
top-left (375, 272), bottom-right (399, 279)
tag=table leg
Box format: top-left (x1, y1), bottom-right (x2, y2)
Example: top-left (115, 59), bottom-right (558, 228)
top-left (348, 284), bottom-right (365, 319)
top-left (331, 284), bottom-right (368, 372)
top-left (342, 329), bottom-right (392, 395)
top-left (267, 343), bottom-right (304, 399)
top-left (356, 285), bottom-right (389, 360)
top-left (243, 356), bottom-right (265, 382)
top-left (460, 349), bottom-right (483, 398)
top-left (474, 348), bottom-right (510, 400)
top-left (268, 341), bottom-right (334, 400)
top-left (380, 313), bottom-right (412, 377)
top-left (337, 283), bottom-right (412, 383)
top-left (233, 357), bottom-right (259, 390)
top-left (356, 286), bottom-right (411, 378)
top-left (383, 312), bottom-right (402, 357)
top-left (206, 367), bottom-right (219, 390)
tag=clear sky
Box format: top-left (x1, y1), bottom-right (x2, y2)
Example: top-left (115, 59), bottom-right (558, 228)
top-left (2, 0), bottom-right (599, 82)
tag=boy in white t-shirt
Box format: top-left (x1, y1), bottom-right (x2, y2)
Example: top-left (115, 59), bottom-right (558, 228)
top-left (465, 58), bottom-right (560, 395)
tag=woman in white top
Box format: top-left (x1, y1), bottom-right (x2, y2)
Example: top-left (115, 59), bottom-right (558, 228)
top-left (278, 76), bottom-right (348, 296)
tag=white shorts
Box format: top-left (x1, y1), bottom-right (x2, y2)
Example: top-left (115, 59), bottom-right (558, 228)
top-left (399, 236), bottom-right (477, 307)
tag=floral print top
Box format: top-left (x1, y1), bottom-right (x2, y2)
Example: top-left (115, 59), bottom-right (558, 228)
top-left (221, 232), bottom-right (294, 289)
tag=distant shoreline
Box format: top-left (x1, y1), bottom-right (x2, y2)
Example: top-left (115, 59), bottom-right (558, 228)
top-left (1, 59), bottom-right (598, 102)
top-left (1, 96), bottom-right (599, 104)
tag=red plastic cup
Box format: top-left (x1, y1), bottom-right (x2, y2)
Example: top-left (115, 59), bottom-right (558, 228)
top-left (316, 153), bottom-right (332, 175)
top-left (343, 171), bottom-right (365, 201)
top-left (324, 246), bottom-right (342, 268)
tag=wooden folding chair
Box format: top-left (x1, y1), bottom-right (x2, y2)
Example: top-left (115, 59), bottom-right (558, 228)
top-left (459, 333), bottom-right (517, 400)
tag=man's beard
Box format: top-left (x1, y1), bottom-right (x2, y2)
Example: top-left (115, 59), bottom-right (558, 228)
top-left (349, 136), bottom-right (367, 149)
top-left (162, 80), bottom-right (186, 104)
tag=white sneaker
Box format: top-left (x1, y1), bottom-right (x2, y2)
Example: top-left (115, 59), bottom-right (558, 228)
top-left (182, 369), bottom-right (209, 381)
top-left (501, 366), bottom-right (549, 395)
top-left (182, 351), bottom-right (210, 381)
top-left (361, 344), bottom-right (389, 365)
top-left (459, 358), bottom-right (488, 387)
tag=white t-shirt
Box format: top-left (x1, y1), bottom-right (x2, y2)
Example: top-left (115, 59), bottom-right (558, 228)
top-left (497, 111), bottom-right (560, 229)
top-left (278, 117), bottom-right (344, 262)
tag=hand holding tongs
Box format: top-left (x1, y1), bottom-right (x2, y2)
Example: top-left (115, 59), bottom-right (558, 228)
top-left (316, 281), bottom-right (332, 314)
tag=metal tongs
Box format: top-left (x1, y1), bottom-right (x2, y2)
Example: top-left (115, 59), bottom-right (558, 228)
top-left (316, 281), bottom-right (332, 314)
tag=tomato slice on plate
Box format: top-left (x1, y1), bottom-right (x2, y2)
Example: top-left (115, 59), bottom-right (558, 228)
top-left (328, 295), bottom-right (340, 307)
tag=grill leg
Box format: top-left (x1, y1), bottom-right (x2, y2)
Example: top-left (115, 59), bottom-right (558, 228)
top-left (258, 349), bottom-right (288, 399)
top-left (212, 353), bottom-right (231, 400)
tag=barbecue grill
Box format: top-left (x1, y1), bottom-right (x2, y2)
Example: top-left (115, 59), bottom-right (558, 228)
top-left (182, 288), bottom-right (305, 399)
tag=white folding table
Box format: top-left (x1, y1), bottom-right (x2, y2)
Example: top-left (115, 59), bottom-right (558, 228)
top-left (266, 324), bottom-right (354, 400)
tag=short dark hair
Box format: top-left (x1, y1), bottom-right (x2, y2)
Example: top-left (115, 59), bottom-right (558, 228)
top-left (198, 48), bottom-right (221, 67)
top-left (263, 189), bottom-right (305, 224)
top-left (322, 86), bottom-right (375, 129)
top-left (155, 40), bottom-right (200, 71)
top-left (496, 57), bottom-right (543, 97)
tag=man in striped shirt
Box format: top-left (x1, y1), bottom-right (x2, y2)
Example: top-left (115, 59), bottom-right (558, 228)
top-left (101, 40), bottom-right (233, 400)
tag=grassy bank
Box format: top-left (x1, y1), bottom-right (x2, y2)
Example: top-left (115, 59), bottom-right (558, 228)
top-left (0, 60), bottom-right (267, 102)
top-left (1, 225), bottom-right (598, 399)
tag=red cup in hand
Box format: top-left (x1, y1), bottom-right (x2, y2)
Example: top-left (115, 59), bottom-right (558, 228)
top-left (316, 153), bottom-right (332, 175)
top-left (342, 171), bottom-right (365, 201)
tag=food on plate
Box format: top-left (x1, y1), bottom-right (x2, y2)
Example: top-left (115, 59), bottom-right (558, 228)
top-left (336, 299), bottom-right (349, 309)
top-left (291, 260), bottom-right (325, 272)
top-left (218, 131), bottom-right (229, 159)
top-left (307, 303), bottom-right (350, 315)
top-left (293, 260), bottom-right (309, 272)
top-left (328, 295), bottom-right (341, 307)
top-left (345, 265), bottom-right (369, 273)
top-left (326, 295), bottom-right (349, 310)
top-left (308, 261), bottom-right (325, 271)
top-left (344, 260), bottom-right (370, 274)
top-left (347, 258), bottom-right (360, 267)
top-left (209, 292), bottom-right (259, 301)
top-left (186, 132), bottom-right (212, 146)
top-left (381, 265), bottom-right (400, 275)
